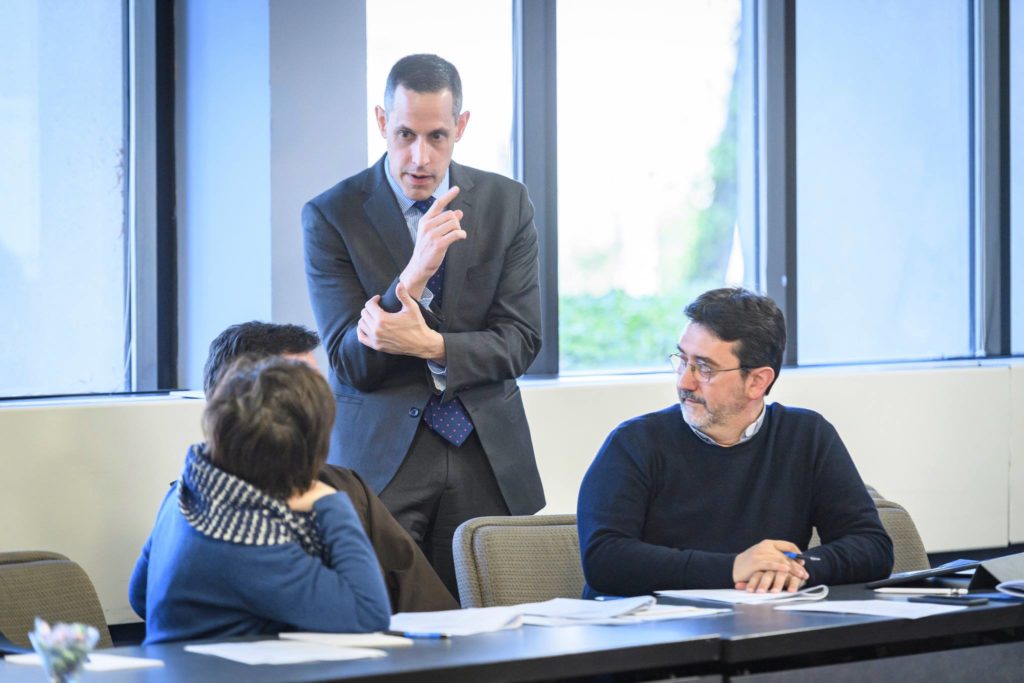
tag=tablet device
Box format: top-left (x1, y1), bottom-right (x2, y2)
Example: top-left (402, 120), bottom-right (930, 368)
top-left (865, 559), bottom-right (980, 589)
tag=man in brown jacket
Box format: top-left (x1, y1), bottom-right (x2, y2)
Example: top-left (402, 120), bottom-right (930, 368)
top-left (203, 321), bottom-right (458, 612)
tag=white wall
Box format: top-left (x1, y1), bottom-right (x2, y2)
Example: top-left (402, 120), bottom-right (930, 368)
top-left (2, 363), bottom-right (1022, 624)
top-left (175, 0), bottom-right (367, 389)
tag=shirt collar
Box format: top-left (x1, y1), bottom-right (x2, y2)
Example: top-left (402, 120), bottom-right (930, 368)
top-left (687, 401), bottom-right (767, 447)
top-left (383, 154), bottom-right (450, 215)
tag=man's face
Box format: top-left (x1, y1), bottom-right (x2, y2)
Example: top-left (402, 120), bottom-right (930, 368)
top-left (376, 85), bottom-right (469, 201)
top-left (675, 322), bottom-right (752, 432)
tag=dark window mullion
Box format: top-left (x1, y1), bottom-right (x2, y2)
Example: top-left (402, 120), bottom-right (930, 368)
top-left (516, 0), bottom-right (559, 376)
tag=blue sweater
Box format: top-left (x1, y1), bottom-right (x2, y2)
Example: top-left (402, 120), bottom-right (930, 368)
top-left (129, 486), bottom-right (391, 644)
top-left (577, 403), bottom-right (893, 597)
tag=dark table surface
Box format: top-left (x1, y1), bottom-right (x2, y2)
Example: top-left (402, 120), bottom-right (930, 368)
top-left (1, 584), bottom-right (1020, 682)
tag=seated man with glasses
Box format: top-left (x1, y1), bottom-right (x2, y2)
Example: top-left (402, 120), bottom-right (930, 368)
top-left (577, 288), bottom-right (893, 597)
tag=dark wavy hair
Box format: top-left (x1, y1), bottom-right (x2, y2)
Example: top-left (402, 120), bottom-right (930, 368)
top-left (203, 321), bottom-right (319, 398)
top-left (684, 288), bottom-right (786, 394)
top-left (203, 356), bottom-right (334, 500)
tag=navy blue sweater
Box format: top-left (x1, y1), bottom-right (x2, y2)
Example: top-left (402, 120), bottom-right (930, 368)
top-left (577, 403), bottom-right (893, 597)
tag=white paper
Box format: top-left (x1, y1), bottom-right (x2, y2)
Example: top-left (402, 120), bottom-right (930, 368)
top-left (775, 599), bottom-right (966, 619)
top-left (622, 604), bottom-right (731, 622)
top-left (996, 580), bottom-right (1024, 597)
top-left (515, 596), bottom-right (656, 619)
top-left (523, 604), bottom-right (728, 627)
top-left (279, 632), bottom-right (413, 648)
top-left (4, 653), bottom-right (164, 671)
top-left (184, 641), bottom-right (386, 665)
top-left (657, 584), bottom-right (829, 605)
top-left (389, 606), bottom-right (523, 637)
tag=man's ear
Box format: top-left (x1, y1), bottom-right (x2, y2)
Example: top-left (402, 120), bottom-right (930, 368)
top-left (746, 367), bottom-right (775, 400)
top-left (375, 105), bottom-right (388, 138)
top-left (454, 110), bottom-right (470, 142)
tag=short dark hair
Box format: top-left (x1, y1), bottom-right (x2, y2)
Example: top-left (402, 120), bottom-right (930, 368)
top-left (203, 356), bottom-right (334, 500)
top-left (203, 321), bottom-right (319, 398)
top-left (684, 288), bottom-right (786, 394)
top-left (384, 54), bottom-right (462, 119)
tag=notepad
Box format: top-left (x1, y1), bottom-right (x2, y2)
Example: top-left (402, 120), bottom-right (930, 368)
top-left (522, 603), bottom-right (729, 627)
top-left (280, 632), bottom-right (413, 648)
top-left (657, 584), bottom-right (829, 605)
top-left (184, 641), bottom-right (386, 665)
top-left (389, 606), bottom-right (523, 637)
top-left (516, 596), bottom-right (656, 620)
top-left (4, 653), bottom-right (164, 671)
top-left (775, 599), bottom-right (965, 619)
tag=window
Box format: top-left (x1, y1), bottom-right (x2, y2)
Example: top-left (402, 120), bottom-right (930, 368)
top-left (555, 0), bottom-right (752, 373)
top-left (365, 0), bottom-right (514, 177)
top-left (0, 0), bottom-right (128, 397)
top-left (795, 0), bottom-right (971, 364)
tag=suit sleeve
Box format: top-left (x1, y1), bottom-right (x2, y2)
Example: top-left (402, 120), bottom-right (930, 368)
top-left (577, 428), bottom-right (736, 595)
top-left (805, 427), bottom-right (895, 585)
top-left (303, 201), bottom-right (402, 392)
top-left (236, 492), bottom-right (392, 633)
top-left (318, 466), bottom-right (458, 612)
top-left (440, 184), bottom-right (542, 399)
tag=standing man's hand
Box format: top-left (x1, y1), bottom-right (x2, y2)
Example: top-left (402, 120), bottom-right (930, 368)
top-left (357, 282), bottom-right (446, 362)
top-left (400, 186), bottom-right (466, 298)
top-left (732, 539), bottom-right (809, 591)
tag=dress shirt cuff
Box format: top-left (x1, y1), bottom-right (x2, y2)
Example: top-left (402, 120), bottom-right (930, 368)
top-left (426, 360), bottom-right (447, 392)
top-left (418, 287), bottom-right (435, 309)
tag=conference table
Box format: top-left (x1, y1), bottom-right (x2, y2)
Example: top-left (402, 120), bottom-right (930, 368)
top-left (1, 585), bottom-right (1022, 682)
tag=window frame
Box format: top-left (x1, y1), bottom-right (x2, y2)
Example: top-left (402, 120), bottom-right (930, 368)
top-left (515, 0), bottom-right (1016, 377)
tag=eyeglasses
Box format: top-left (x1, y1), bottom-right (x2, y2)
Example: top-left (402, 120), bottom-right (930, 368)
top-left (669, 353), bottom-right (748, 383)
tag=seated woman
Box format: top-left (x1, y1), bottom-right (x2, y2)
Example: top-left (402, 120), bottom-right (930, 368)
top-left (129, 356), bottom-right (391, 644)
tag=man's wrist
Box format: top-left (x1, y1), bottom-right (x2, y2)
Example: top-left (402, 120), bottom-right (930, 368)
top-left (400, 266), bottom-right (430, 299)
top-left (423, 330), bottom-right (446, 364)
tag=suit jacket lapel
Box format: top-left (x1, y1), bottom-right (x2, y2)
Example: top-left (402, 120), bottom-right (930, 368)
top-left (362, 157), bottom-right (414, 273)
top-left (440, 161), bottom-right (474, 320)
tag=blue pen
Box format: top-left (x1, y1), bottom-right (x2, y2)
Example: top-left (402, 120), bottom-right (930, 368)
top-left (387, 630), bottom-right (449, 639)
top-left (783, 551), bottom-right (821, 562)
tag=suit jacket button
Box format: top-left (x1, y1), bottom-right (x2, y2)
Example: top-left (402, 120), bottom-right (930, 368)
top-left (409, 407), bottom-right (421, 417)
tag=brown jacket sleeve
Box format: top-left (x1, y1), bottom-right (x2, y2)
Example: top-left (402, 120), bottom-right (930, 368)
top-left (318, 465), bottom-right (458, 612)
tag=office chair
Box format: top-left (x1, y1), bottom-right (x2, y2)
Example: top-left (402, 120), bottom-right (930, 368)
top-left (453, 514), bottom-right (584, 608)
top-left (0, 551), bottom-right (113, 651)
top-left (808, 485), bottom-right (930, 574)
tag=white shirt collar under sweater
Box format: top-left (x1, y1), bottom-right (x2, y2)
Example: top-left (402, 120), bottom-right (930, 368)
top-left (686, 401), bottom-right (767, 447)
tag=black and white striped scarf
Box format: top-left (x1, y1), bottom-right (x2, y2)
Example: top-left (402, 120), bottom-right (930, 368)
top-left (178, 444), bottom-right (324, 559)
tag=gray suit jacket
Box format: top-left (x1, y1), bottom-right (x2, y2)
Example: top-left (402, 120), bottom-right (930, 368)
top-left (302, 157), bottom-right (545, 515)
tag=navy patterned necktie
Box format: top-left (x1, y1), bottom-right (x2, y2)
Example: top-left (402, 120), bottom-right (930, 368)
top-left (413, 196), bottom-right (474, 446)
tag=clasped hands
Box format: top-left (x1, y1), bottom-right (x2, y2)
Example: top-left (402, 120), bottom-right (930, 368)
top-left (356, 186), bottom-right (465, 363)
top-left (732, 539), bottom-right (810, 593)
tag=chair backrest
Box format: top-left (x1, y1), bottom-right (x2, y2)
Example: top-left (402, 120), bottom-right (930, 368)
top-left (808, 485), bottom-right (929, 574)
top-left (0, 551), bottom-right (113, 649)
top-left (453, 515), bottom-right (583, 608)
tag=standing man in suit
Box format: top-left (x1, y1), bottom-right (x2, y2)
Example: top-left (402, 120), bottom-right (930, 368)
top-left (302, 54), bottom-right (545, 596)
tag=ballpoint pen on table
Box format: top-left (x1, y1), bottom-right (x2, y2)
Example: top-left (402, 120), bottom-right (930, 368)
top-left (384, 630), bottom-right (450, 639)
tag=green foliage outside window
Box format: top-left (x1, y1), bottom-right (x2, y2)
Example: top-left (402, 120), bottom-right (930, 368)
top-left (559, 72), bottom-right (741, 373)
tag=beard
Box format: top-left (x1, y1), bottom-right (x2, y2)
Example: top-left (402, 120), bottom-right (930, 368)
top-left (678, 390), bottom-right (711, 429)
top-left (678, 388), bottom-right (747, 432)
